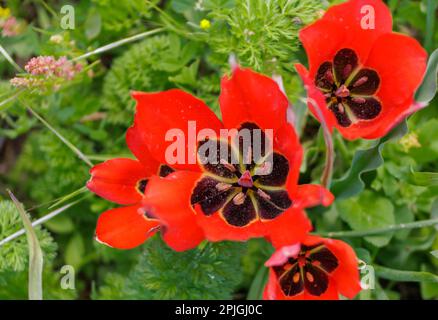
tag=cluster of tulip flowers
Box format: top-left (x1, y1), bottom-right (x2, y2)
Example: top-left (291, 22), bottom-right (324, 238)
top-left (86, 0), bottom-right (427, 300)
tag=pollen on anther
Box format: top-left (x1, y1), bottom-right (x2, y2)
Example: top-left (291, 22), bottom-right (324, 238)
top-left (293, 273), bottom-right (300, 283)
top-left (353, 76), bottom-right (368, 87)
top-left (343, 64), bottom-right (352, 78)
top-left (220, 159), bottom-right (236, 172)
top-left (325, 69), bottom-right (334, 82)
top-left (352, 97), bottom-right (366, 104)
top-left (216, 182), bottom-right (232, 192)
top-left (306, 272), bottom-right (314, 283)
top-left (257, 189), bottom-right (271, 200)
top-left (233, 192), bottom-right (246, 205)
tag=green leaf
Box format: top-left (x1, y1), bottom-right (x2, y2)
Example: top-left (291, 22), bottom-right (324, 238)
top-left (247, 263), bottom-right (269, 300)
top-left (169, 60), bottom-right (200, 86)
top-left (171, 0), bottom-right (195, 13)
top-left (8, 191), bottom-right (43, 300)
top-left (393, 206), bottom-right (414, 240)
top-left (355, 248), bottom-right (372, 264)
top-left (431, 250), bottom-right (438, 259)
top-left (85, 8), bottom-right (102, 40)
top-left (65, 233), bottom-right (85, 270)
top-left (374, 264), bottom-right (438, 283)
top-left (44, 215), bottom-right (74, 234)
top-left (415, 48), bottom-right (438, 103)
top-left (424, 0), bottom-right (438, 52)
top-left (337, 191), bottom-right (395, 247)
top-left (407, 169), bottom-right (438, 186)
top-left (331, 120), bottom-right (408, 199)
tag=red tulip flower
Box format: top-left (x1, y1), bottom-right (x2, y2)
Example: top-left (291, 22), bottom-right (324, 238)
top-left (296, 0), bottom-right (427, 140)
top-left (86, 128), bottom-right (176, 249)
top-left (133, 66), bottom-right (333, 251)
top-left (263, 236), bottom-right (361, 300)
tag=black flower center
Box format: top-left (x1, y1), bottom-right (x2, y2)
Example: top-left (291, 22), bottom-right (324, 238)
top-left (315, 48), bottom-right (382, 127)
top-left (273, 243), bottom-right (339, 297)
top-left (190, 122), bottom-right (292, 227)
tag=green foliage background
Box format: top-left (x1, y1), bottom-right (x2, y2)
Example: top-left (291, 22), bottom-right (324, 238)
top-left (0, 0), bottom-right (437, 300)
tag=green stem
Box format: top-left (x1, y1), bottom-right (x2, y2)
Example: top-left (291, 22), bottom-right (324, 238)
top-left (300, 97), bottom-right (335, 188)
top-left (0, 44), bottom-right (24, 72)
top-left (374, 265), bottom-right (438, 283)
top-left (85, 154), bottom-right (133, 161)
top-left (316, 217), bottom-right (438, 238)
top-left (321, 128), bottom-right (335, 189)
top-left (335, 132), bottom-right (349, 163)
top-left (425, 0), bottom-right (437, 52)
top-left (73, 28), bottom-right (165, 61)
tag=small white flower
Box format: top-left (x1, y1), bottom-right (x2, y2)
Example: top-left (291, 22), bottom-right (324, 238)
top-left (50, 34), bottom-right (63, 44)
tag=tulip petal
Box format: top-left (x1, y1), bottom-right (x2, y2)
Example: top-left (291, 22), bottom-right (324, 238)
top-left (95, 205), bottom-right (159, 250)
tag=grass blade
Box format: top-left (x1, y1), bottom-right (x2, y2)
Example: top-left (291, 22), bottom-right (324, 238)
top-left (8, 190), bottom-right (43, 300)
top-left (374, 265), bottom-right (438, 283)
top-left (0, 44), bottom-right (24, 72)
top-left (73, 28), bottom-right (164, 61)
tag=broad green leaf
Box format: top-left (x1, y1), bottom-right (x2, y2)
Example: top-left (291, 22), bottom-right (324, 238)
top-left (44, 215), bottom-right (74, 234)
top-left (171, 0), bottom-right (195, 13)
top-left (354, 247), bottom-right (371, 264)
top-left (408, 119), bottom-right (438, 164)
top-left (407, 169), bottom-right (438, 186)
top-left (331, 120), bottom-right (408, 199)
top-left (337, 191), bottom-right (395, 247)
top-left (85, 8), bottom-right (102, 40)
top-left (8, 191), bottom-right (43, 300)
top-left (65, 233), bottom-right (85, 270)
top-left (393, 206), bottom-right (414, 240)
top-left (415, 48), bottom-right (438, 103)
top-left (421, 277), bottom-right (438, 299)
top-left (431, 250), bottom-right (438, 259)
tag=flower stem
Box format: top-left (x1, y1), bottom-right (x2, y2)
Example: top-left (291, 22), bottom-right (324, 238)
top-left (321, 126), bottom-right (335, 188)
top-left (300, 97), bottom-right (334, 188)
top-left (73, 28), bottom-right (165, 61)
top-left (85, 154), bottom-right (133, 161)
top-left (316, 217), bottom-right (438, 238)
top-left (425, 0), bottom-right (437, 52)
